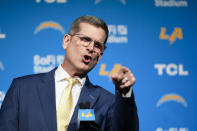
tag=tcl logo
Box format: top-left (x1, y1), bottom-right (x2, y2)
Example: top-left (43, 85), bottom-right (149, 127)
top-left (156, 127), bottom-right (189, 131)
top-left (154, 64), bottom-right (189, 76)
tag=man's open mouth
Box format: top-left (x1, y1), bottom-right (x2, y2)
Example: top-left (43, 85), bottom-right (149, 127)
top-left (82, 55), bottom-right (92, 64)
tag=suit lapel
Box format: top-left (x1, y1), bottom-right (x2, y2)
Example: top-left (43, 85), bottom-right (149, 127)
top-left (68, 77), bottom-right (100, 130)
top-left (36, 70), bottom-right (100, 131)
top-left (36, 68), bottom-right (57, 131)
top-left (78, 77), bottom-right (100, 108)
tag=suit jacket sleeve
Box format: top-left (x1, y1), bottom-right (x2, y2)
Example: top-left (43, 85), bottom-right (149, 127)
top-left (0, 79), bottom-right (19, 131)
top-left (108, 91), bottom-right (139, 131)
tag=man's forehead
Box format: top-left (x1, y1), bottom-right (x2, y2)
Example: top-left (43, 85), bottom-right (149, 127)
top-left (76, 23), bottom-right (106, 45)
top-left (78, 22), bottom-right (102, 31)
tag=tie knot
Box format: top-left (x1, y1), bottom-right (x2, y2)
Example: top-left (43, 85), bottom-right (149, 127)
top-left (66, 78), bottom-right (80, 87)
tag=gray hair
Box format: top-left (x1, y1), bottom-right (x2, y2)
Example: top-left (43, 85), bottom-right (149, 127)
top-left (69, 15), bottom-right (109, 44)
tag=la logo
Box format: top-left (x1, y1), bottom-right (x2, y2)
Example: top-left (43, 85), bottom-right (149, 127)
top-left (160, 27), bottom-right (183, 44)
top-left (99, 64), bottom-right (122, 78)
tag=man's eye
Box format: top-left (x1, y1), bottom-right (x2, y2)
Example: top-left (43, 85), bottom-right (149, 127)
top-left (80, 37), bottom-right (91, 42)
top-left (94, 42), bottom-right (102, 49)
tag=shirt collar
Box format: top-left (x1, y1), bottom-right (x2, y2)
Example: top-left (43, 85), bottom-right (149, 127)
top-left (55, 64), bottom-right (86, 87)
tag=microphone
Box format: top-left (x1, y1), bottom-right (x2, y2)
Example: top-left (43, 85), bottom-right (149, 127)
top-left (79, 101), bottom-right (90, 109)
top-left (76, 101), bottom-right (101, 131)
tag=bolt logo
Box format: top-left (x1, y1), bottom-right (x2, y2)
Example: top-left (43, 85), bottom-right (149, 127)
top-left (99, 64), bottom-right (122, 78)
top-left (157, 94), bottom-right (187, 107)
top-left (34, 21), bottom-right (65, 34)
top-left (160, 27), bottom-right (183, 45)
top-left (154, 64), bottom-right (189, 76)
top-left (0, 91), bottom-right (5, 108)
top-left (36, 0), bottom-right (67, 3)
top-left (82, 112), bottom-right (93, 118)
top-left (0, 61), bottom-right (4, 71)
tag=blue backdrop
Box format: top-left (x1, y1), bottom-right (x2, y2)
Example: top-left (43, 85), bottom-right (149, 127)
top-left (0, 0), bottom-right (197, 131)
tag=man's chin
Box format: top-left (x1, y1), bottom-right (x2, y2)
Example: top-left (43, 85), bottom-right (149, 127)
top-left (78, 63), bottom-right (94, 74)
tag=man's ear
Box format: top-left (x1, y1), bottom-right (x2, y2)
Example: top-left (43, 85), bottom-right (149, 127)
top-left (63, 34), bottom-right (71, 50)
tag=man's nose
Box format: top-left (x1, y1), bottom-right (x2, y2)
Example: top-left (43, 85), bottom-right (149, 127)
top-left (86, 41), bottom-right (94, 51)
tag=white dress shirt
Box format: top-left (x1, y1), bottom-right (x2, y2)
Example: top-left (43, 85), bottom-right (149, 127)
top-left (55, 65), bottom-right (86, 118)
top-left (55, 64), bottom-right (132, 117)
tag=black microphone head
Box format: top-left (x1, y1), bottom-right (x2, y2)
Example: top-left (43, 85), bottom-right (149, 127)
top-left (79, 102), bottom-right (84, 109)
top-left (84, 101), bottom-right (90, 109)
top-left (79, 101), bottom-right (90, 109)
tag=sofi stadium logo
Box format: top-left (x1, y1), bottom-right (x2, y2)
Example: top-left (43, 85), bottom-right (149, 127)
top-left (155, 0), bottom-right (188, 7)
top-left (107, 25), bottom-right (128, 44)
top-left (154, 64), bottom-right (189, 76)
top-left (99, 64), bottom-right (122, 78)
top-left (36, 0), bottom-right (67, 3)
top-left (160, 27), bottom-right (183, 45)
top-left (33, 55), bottom-right (64, 73)
top-left (157, 93), bottom-right (187, 107)
top-left (0, 91), bottom-right (5, 108)
top-left (0, 28), bottom-right (6, 39)
top-left (34, 21), bottom-right (65, 35)
top-left (156, 127), bottom-right (189, 131)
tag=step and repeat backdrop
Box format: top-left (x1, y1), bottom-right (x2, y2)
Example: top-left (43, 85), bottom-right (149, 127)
top-left (0, 0), bottom-right (197, 130)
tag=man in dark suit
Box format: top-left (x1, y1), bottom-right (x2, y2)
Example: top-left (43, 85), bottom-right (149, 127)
top-left (0, 16), bottom-right (139, 131)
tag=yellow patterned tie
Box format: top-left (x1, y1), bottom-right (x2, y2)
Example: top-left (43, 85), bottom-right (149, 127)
top-left (57, 78), bottom-right (79, 131)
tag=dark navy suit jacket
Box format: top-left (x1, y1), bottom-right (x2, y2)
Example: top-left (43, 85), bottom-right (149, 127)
top-left (0, 68), bottom-right (139, 131)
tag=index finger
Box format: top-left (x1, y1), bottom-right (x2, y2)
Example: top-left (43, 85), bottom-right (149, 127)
top-left (118, 66), bottom-right (130, 74)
